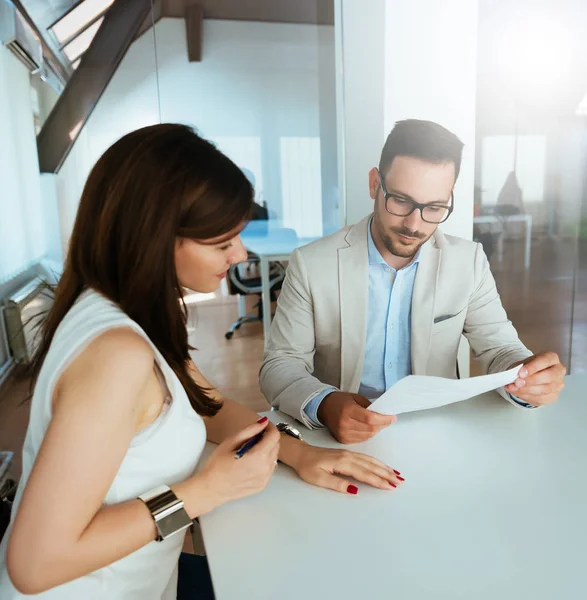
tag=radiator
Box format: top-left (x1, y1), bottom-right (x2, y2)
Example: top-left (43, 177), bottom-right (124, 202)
top-left (0, 317), bottom-right (11, 386)
top-left (2, 277), bottom-right (54, 365)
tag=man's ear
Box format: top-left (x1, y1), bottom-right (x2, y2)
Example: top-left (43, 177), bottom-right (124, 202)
top-left (368, 167), bottom-right (380, 201)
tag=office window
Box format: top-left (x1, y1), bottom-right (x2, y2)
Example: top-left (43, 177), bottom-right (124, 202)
top-left (481, 135), bottom-right (546, 205)
top-left (62, 17), bottom-right (104, 62)
top-left (51, 0), bottom-right (114, 45)
top-left (280, 137), bottom-right (323, 238)
top-left (210, 136), bottom-right (264, 206)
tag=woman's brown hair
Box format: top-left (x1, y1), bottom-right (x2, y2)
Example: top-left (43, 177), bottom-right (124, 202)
top-left (30, 124), bottom-right (253, 416)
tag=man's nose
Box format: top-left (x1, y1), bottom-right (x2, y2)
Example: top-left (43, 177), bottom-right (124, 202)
top-left (403, 208), bottom-right (424, 232)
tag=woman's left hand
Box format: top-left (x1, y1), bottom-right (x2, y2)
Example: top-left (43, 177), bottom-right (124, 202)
top-left (291, 445), bottom-right (404, 495)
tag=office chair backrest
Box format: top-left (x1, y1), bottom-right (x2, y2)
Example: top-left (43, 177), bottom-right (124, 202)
top-left (228, 254), bottom-right (285, 296)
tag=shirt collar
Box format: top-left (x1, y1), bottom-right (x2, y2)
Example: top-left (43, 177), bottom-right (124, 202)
top-left (367, 217), bottom-right (421, 270)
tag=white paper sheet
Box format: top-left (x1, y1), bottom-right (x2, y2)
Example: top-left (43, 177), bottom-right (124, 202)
top-left (367, 366), bottom-right (522, 416)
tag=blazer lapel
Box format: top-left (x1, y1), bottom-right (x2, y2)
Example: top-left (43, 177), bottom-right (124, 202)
top-left (411, 235), bottom-right (442, 375)
top-left (338, 218), bottom-right (369, 392)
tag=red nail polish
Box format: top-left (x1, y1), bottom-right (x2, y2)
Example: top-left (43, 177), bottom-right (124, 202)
top-left (397, 476), bottom-right (405, 482)
top-left (389, 482), bottom-right (397, 488)
top-left (257, 416), bottom-right (268, 424)
top-left (393, 469), bottom-right (401, 475)
top-left (347, 484), bottom-right (358, 495)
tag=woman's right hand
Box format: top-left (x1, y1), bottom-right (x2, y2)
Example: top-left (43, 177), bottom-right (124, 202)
top-left (196, 417), bottom-right (280, 512)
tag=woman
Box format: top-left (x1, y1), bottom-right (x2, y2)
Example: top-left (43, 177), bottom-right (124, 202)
top-left (0, 124), bottom-right (403, 598)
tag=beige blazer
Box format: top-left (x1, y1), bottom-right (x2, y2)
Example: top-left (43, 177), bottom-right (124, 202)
top-left (259, 216), bottom-right (532, 427)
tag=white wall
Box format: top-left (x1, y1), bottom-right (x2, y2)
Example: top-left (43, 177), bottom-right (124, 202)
top-left (337, 0), bottom-right (478, 240)
top-left (317, 25), bottom-right (340, 231)
top-left (335, 0), bottom-right (386, 226)
top-left (56, 126), bottom-right (95, 256)
top-left (56, 24), bottom-right (160, 250)
top-left (384, 0), bottom-right (478, 240)
top-left (0, 46), bottom-right (47, 284)
top-left (0, 46), bottom-right (55, 375)
top-left (58, 18), bottom-right (338, 246)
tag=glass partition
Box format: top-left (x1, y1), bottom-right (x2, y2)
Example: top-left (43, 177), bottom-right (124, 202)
top-left (475, 0), bottom-right (587, 372)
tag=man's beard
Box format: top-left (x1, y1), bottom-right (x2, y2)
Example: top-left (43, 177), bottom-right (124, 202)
top-left (377, 222), bottom-right (431, 259)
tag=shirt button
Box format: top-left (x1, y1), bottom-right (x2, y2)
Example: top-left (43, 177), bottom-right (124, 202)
top-left (387, 362), bottom-right (393, 369)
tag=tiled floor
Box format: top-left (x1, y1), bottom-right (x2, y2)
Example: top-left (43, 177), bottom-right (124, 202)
top-left (1, 236), bottom-right (586, 482)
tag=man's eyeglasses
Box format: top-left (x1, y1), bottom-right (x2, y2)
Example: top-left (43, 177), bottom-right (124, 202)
top-left (378, 170), bottom-right (454, 224)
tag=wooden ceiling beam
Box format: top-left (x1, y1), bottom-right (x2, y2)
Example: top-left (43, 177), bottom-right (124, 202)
top-left (185, 4), bottom-right (202, 62)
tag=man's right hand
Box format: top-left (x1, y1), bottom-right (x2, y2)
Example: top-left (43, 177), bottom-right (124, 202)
top-left (317, 392), bottom-right (396, 444)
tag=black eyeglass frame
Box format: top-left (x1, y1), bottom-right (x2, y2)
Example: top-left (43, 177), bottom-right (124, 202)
top-left (377, 169), bottom-right (454, 224)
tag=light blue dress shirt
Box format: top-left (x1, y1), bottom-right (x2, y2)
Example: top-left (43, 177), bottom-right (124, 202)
top-left (304, 220), bottom-right (419, 426)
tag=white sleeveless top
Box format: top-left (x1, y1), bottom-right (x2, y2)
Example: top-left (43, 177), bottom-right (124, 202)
top-left (0, 289), bottom-right (207, 599)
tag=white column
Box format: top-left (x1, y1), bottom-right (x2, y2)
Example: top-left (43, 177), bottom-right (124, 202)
top-left (336, 0), bottom-right (478, 240)
top-left (317, 24), bottom-right (340, 234)
top-left (334, 0), bottom-right (386, 227)
top-left (384, 0), bottom-right (478, 240)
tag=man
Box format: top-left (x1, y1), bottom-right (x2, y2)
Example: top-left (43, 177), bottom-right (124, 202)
top-left (260, 119), bottom-right (566, 444)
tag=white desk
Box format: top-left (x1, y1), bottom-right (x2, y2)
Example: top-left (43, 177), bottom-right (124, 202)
top-left (201, 375), bottom-right (586, 600)
top-left (241, 234), bottom-right (316, 340)
top-left (473, 214), bottom-right (532, 269)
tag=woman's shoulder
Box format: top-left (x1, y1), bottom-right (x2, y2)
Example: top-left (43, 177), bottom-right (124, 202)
top-left (52, 288), bottom-right (147, 351)
top-left (70, 326), bottom-right (154, 381)
top-left (53, 327), bottom-right (155, 412)
top-left (87, 327), bottom-right (154, 359)
top-left (47, 289), bottom-right (157, 406)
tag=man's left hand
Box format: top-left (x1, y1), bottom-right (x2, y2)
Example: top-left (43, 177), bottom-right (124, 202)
top-left (506, 352), bottom-right (566, 406)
